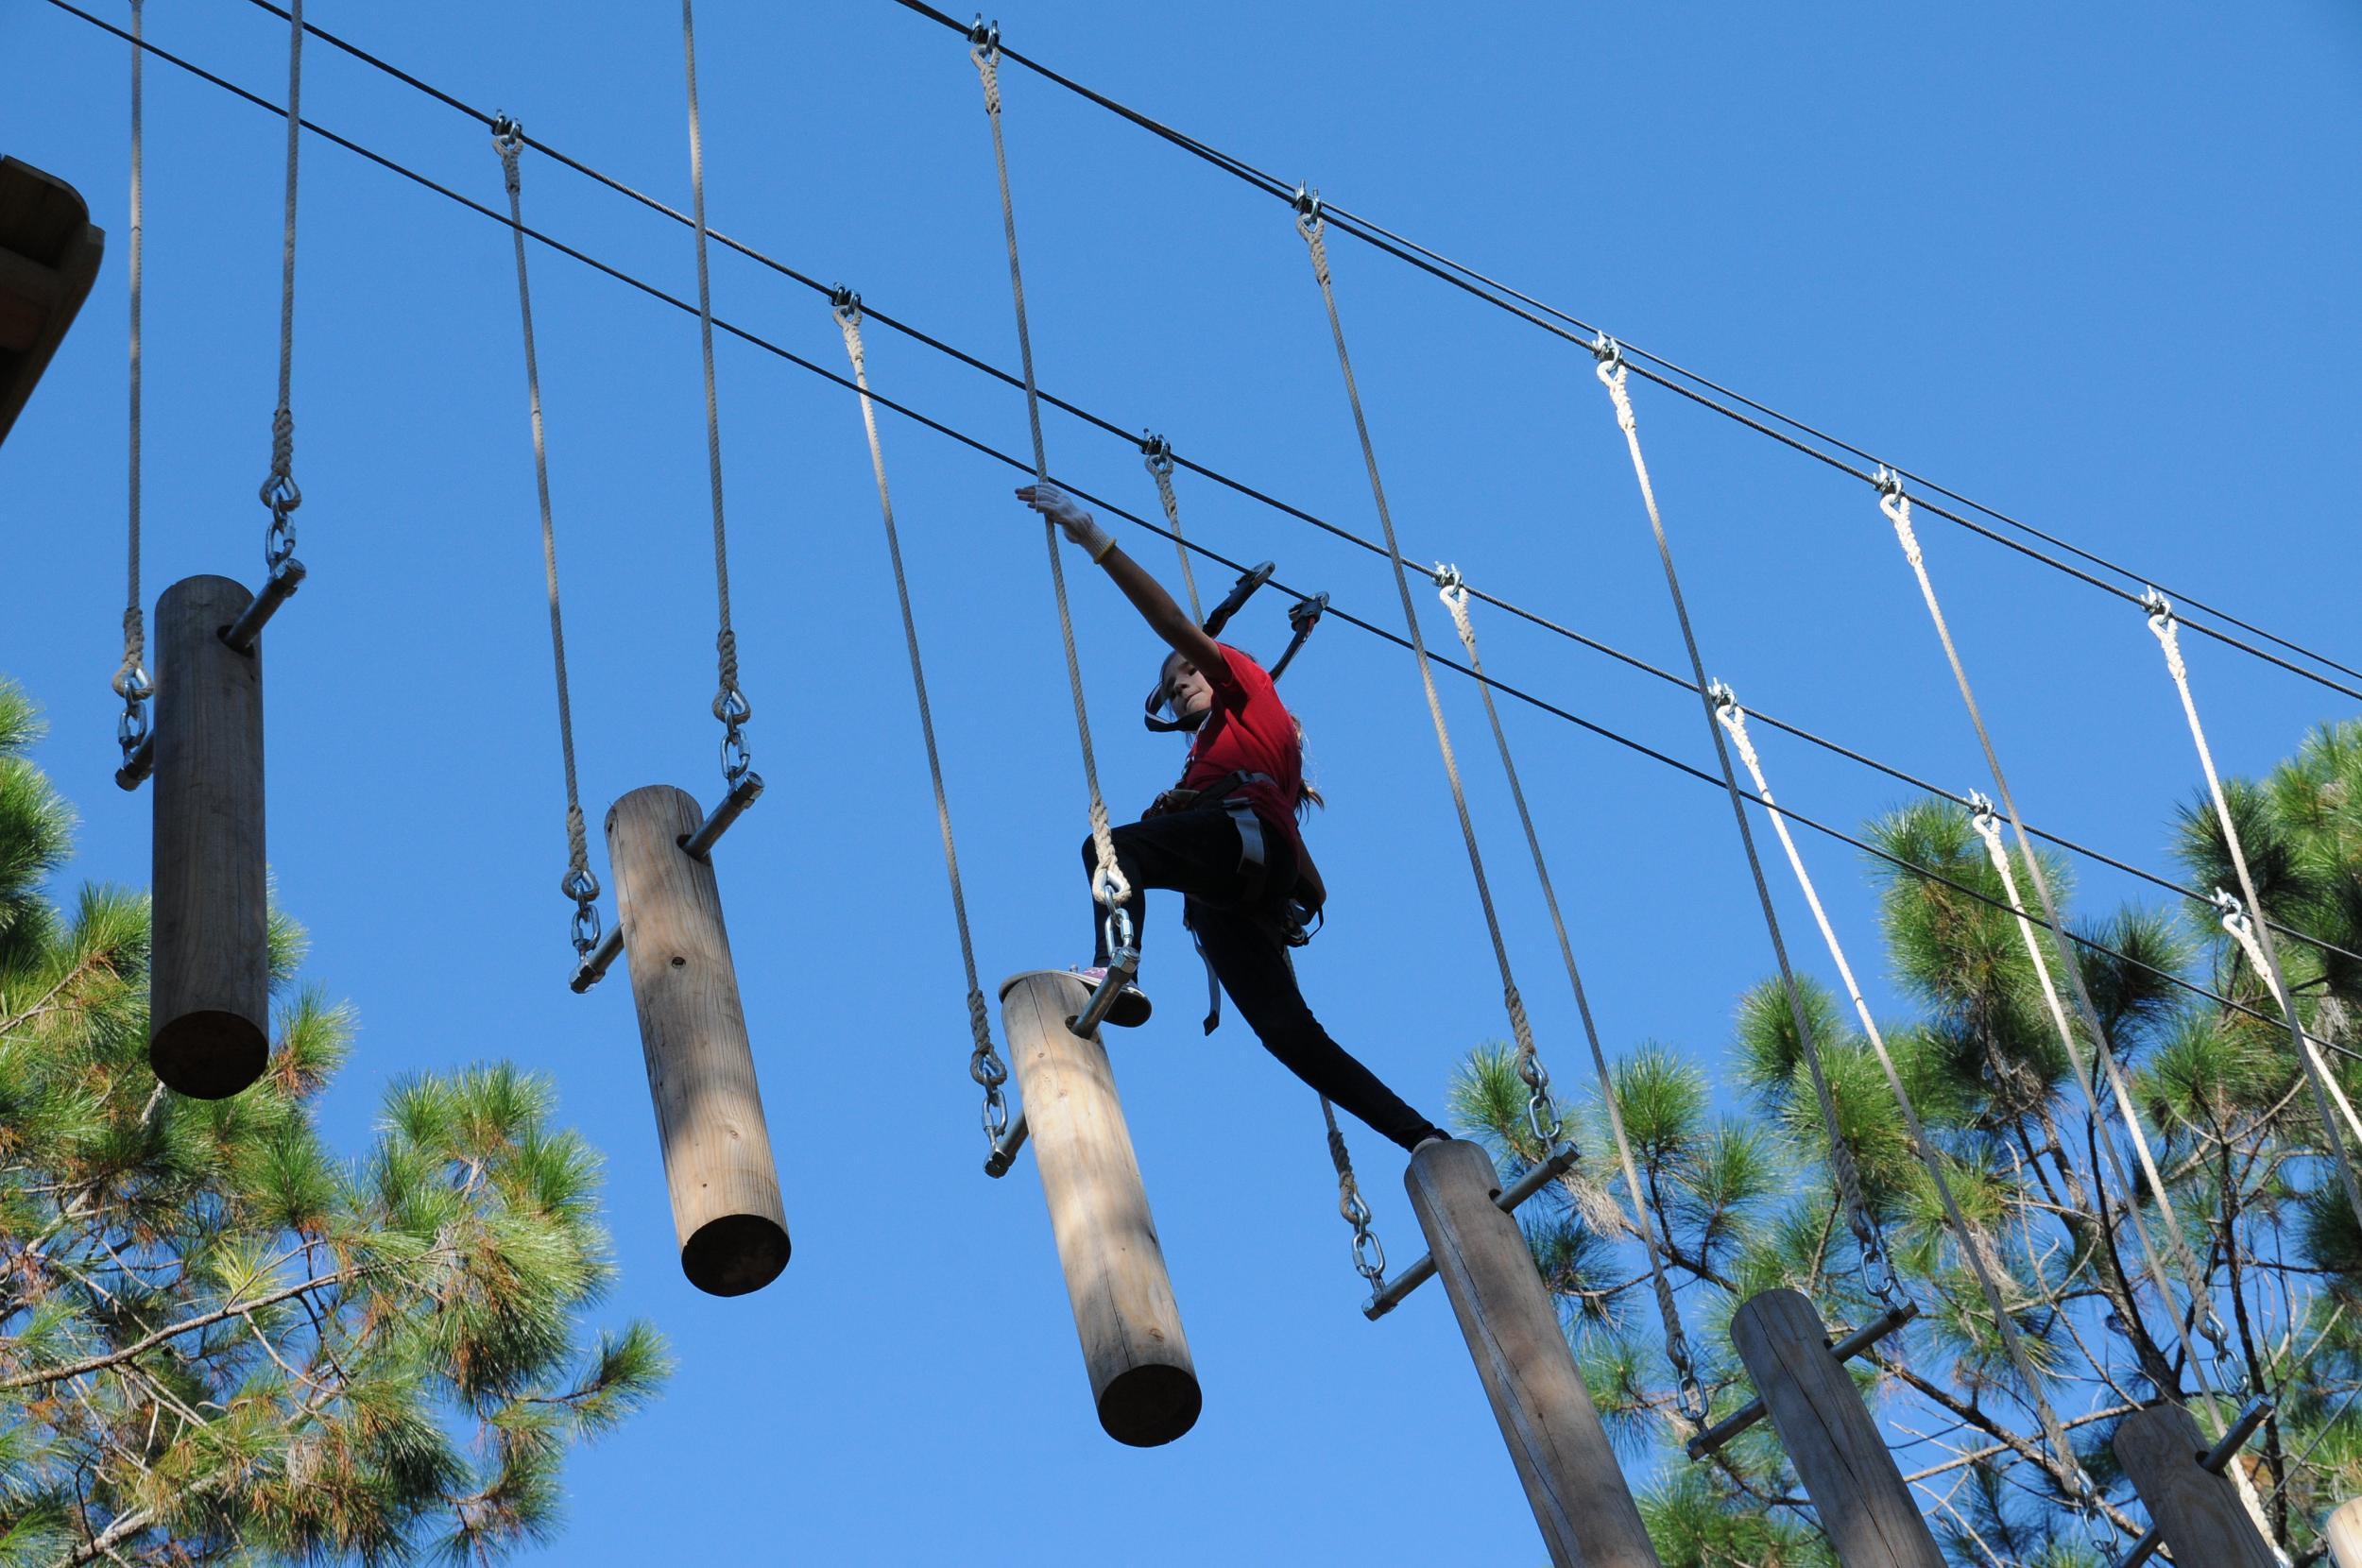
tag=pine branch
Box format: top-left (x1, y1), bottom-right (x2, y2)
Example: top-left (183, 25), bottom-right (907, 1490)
top-left (0, 1264), bottom-right (373, 1389)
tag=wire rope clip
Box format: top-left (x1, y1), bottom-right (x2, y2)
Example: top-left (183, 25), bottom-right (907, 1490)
top-left (829, 283), bottom-right (860, 322)
top-left (1292, 185), bottom-right (1323, 231)
top-left (1139, 431), bottom-right (1174, 473)
top-left (967, 14), bottom-right (998, 50)
top-left (1589, 331), bottom-right (1624, 369)
top-left (489, 113), bottom-right (524, 154)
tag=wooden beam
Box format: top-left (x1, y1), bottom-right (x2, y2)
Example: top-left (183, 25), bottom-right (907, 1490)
top-left (607, 784), bottom-right (789, 1297)
top-left (2326, 1497), bottom-right (2362, 1567)
top-left (2114, 1402), bottom-right (2276, 1568)
top-left (999, 969), bottom-right (1199, 1447)
top-left (1404, 1137), bottom-right (1660, 1568)
top-left (1729, 1288), bottom-right (1943, 1568)
top-left (0, 156), bottom-right (104, 446)
top-left (148, 575), bottom-right (269, 1099)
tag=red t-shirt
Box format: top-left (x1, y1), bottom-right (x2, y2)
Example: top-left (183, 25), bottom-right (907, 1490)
top-left (1172, 643), bottom-right (1305, 862)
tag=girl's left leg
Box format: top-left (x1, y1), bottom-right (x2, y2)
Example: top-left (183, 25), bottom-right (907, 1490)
top-left (1190, 908), bottom-right (1446, 1151)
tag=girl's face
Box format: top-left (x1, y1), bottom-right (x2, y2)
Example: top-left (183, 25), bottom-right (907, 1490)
top-left (1162, 655), bottom-right (1215, 722)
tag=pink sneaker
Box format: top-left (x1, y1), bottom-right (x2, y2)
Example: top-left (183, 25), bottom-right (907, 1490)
top-left (1072, 966), bottom-right (1153, 1028)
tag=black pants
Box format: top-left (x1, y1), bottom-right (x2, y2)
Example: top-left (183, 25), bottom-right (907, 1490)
top-left (1083, 812), bottom-right (1445, 1151)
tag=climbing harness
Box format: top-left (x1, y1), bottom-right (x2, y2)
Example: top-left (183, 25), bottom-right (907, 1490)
top-left (1590, 335), bottom-right (1895, 1311)
top-left (111, 0), bottom-right (151, 770)
top-left (680, 0), bottom-right (752, 789)
top-left (1438, 564), bottom-right (1703, 1425)
top-left (1295, 189), bottom-right (1561, 1146)
top-left (833, 286), bottom-right (1011, 1147)
top-left (489, 120), bottom-right (601, 964)
top-left (2142, 589), bottom-right (2362, 1227)
top-left (967, 17), bottom-right (1133, 988)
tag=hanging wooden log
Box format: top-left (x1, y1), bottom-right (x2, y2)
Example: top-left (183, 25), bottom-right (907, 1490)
top-left (1403, 1136), bottom-right (1660, 1568)
top-left (148, 575), bottom-right (269, 1099)
top-left (2326, 1497), bottom-right (2362, 1567)
top-left (0, 155), bottom-right (104, 447)
top-left (999, 968), bottom-right (1199, 1447)
top-left (2114, 1401), bottom-right (2276, 1568)
top-left (607, 784), bottom-right (788, 1297)
top-left (1728, 1288), bottom-right (1943, 1568)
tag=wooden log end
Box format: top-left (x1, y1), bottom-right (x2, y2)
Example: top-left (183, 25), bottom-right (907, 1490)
top-left (1096, 1361), bottom-right (1202, 1448)
top-left (679, 1211), bottom-right (791, 1298)
top-left (149, 1009), bottom-right (269, 1099)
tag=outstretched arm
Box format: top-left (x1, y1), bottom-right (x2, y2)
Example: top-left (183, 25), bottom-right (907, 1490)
top-left (1017, 484), bottom-right (1225, 675)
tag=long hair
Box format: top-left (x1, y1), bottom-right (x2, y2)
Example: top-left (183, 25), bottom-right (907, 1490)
top-left (1293, 717), bottom-right (1325, 817)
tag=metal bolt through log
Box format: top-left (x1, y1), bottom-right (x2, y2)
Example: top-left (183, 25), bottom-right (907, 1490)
top-left (570, 772), bottom-right (763, 994)
top-left (1362, 1142), bottom-right (1580, 1319)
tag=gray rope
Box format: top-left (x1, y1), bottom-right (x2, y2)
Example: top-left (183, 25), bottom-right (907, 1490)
top-left (968, 26), bottom-right (1128, 908)
top-left (834, 291), bottom-right (1010, 1143)
top-left (1438, 567), bottom-right (1703, 1425)
top-left (680, 0), bottom-right (751, 788)
top-left (113, 0), bottom-right (151, 765)
top-left (2146, 592), bottom-right (2362, 1229)
top-left (256, 0), bottom-right (302, 569)
top-left (1321, 1092), bottom-right (1388, 1298)
top-left (1590, 341), bottom-right (1898, 1311)
top-left (1141, 435), bottom-right (1203, 622)
top-left (1294, 201), bottom-right (1549, 1125)
top-left (492, 122), bottom-right (601, 962)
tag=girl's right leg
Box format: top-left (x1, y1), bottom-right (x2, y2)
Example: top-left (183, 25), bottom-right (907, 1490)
top-left (1080, 812), bottom-right (1252, 964)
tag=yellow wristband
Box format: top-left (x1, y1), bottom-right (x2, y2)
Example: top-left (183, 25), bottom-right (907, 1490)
top-left (1088, 532), bottom-right (1118, 565)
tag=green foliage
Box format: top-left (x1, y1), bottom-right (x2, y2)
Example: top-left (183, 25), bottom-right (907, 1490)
top-left (0, 684), bottom-right (667, 1564)
top-left (1447, 717), bottom-right (2362, 1563)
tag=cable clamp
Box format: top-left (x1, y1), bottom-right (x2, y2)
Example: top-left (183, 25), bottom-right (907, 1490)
top-left (2212, 887), bottom-right (2250, 929)
top-left (1432, 561), bottom-right (1464, 597)
top-left (1292, 184), bottom-right (1323, 229)
top-left (968, 14), bottom-right (998, 50)
top-left (490, 114), bottom-right (524, 153)
top-left (1140, 431), bottom-right (1174, 473)
top-left (2139, 584), bottom-right (2174, 626)
top-left (1873, 465), bottom-right (1908, 501)
top-left (829, 283), bottom-right (861, 323)
top-left (1964, 789), bottom-right (2000, 833)
top-left (1705, 677), bottom-right (1740, 716)
top-left (1589, 331), bottom-right (1625, 369)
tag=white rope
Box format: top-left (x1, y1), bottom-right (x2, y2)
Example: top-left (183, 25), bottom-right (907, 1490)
top-left (2147, 595), bottom-right (2362, 1220)
top-left (968, 28), bottom-right (1127, 908)
top-left (680, 0), bottom-right (752, 787)
top-left (1715, 694), bottom-right (2108, 1486)
top-left (113, 0), bottom-right (150, 763)
top-left (1590, 341), bottom-right (1896, 1307)
top-left (1295, 204), bottom-right (1548, 1126)
top-left (1439, 568), bottom-right (1703, 1423)
top-left (256, 0), bottom-right (303, 568)
top-left (1141, 436), bottom-right (1203, 622)
top-left (834, 293), bottom-right (1009, 1140)
top-left (492, 124), bottom-right (601, 961)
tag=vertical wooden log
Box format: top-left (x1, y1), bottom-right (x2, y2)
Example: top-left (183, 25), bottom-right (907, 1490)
top-left (1729, 1289), bottom-right (1943, 1568)
top-left (149, 575), bottom-right (268, 1099)
top-left (1404, 1137), bottom-right (1660, 1568)
top-left (2114, 1402), bottom-right (2277, 1568)
top-left (608, 785), bottom-right (788, 1297)
top-left (999, 969), bottom-right (1199, 1447)
top-left (2325, 1497), bottom-right (2362, 1567)
top-left (0, 156), bottom-right (106, 447)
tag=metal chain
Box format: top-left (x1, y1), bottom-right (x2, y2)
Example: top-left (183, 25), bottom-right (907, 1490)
top-left (1438, 564), bottom-right (1703, 1423)
top-left (2148, 592), bottom-right (2362, 1228)
top-left (113, 0), bottom-right (152, 765)
top-left (256, 0), bottom-right (304, 570)
top-left (491, 121), bottom-right (602, 962)
top-left (968, 22), bottom-right (1129, 911)
top-left (1293, 197), bottom-right (1543, 1097)
top-left (1590, 338), bottom-right (1899, 1311)
top-left (1872, 472), bottom-right (2254, 1510)
top-left (834, 289), bottom-right (1010, 1143)
top-left (680, 0), bottom-right (752, 788)
top-left (1321, 1094), bottom-right (1388, 1298)
top-left (1140, 434), bottom-right (1203, 622)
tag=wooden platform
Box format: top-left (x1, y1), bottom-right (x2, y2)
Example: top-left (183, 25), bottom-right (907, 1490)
top-left (0, 155), bottom-right (105, 448)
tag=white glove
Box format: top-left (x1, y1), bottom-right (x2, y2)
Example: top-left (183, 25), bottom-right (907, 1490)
top-left (1017, 483), bottom-right (1115, 563)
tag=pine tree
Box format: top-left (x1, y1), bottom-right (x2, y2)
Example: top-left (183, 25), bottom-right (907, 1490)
top-left (1454, 718), bottom-right (2362, 1566)
top-left (0, 678), bottom-right (669, 1565)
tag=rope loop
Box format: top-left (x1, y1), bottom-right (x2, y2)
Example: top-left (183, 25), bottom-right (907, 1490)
top-left (1431, 560), bottom-right (1466, 601)
top-left (968, 17), bottom-right (1001, 111)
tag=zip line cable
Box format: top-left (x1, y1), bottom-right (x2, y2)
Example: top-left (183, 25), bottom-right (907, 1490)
top-left (143, 0), bottom-right (2362, 977)
top-left (877, 0), bottom-right (2362, 698)
top-left (47, 0), bottom-right (2362, 1077)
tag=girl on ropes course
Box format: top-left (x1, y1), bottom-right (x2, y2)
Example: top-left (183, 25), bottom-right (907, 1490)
top-left (1018, 481), bottom-right (1448, 1153)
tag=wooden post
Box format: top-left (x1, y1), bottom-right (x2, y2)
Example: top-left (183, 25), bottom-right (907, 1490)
top-left (1729, 1289), bottom-right (1943, 1568)
top-left (2114, 1402), bottom-right (2276, 1568)
top-left (0, 156), bottom-right (104, 446)
top-left (999, 970), bottom-right (1199, 1447)
top-left (607, 785), bottom-right (788, 1297)
top-left (2326, 1497), bottom-right (2362, 1566)
top-left (149, 575), bottom-right (269, 1099)
top-left (1403, 1137), bottom-right (1659, 1568)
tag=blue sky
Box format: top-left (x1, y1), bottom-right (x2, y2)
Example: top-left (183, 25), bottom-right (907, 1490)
top-left (7, 0), bottom-right (2362, 1561)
